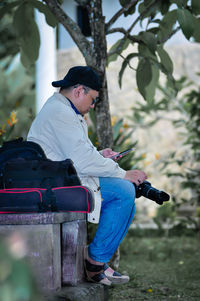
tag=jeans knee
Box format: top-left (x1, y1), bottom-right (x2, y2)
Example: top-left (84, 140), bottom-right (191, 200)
top-left (99, 177), bottom-right (136, 208)
top-left (120, 179), bottom-right (136, 206)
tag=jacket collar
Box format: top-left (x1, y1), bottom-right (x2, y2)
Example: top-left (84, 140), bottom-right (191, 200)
top-left (54, 92), bottom-right (83, 116)
top-left (67, 98), bottom-right (82, 116)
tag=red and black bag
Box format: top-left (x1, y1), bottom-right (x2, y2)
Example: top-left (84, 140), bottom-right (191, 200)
top-left (0, 138), bottom-right (94, 213)
top-left (0, 186), bottom-right (94, 213)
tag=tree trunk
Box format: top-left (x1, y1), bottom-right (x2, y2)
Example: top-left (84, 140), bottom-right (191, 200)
top-left (88, 0), bottom-right (113, 149)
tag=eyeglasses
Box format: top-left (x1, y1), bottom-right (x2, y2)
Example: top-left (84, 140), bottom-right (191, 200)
top-left (91, 97), bottom-right (99, 105)
top-left (86, 90), bottom-right (99, 106)
top-left (81, 86), bottom-right (99, 105)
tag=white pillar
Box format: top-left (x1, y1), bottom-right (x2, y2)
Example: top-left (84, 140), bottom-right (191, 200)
top-left (35, 9), bottom-right (57, 113)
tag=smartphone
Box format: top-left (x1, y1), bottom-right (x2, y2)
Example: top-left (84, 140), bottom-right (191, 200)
top-left (111, 148), bottom-right (133, 160)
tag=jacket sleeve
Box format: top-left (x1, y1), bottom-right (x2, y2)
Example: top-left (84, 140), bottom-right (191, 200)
top-left (48, 108), bottom-right (126, 179)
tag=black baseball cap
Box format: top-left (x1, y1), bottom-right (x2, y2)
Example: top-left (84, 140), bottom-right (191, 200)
top-left (52, 66), bottom-right (102, 91)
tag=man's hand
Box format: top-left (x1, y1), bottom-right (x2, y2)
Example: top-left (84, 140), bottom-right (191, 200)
top-left (101, 148), bottom-right (119, 159)
top-left (124, 170), bottom-right (147, 186)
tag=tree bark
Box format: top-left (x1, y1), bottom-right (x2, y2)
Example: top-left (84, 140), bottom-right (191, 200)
top-left (88, 0), bottom-right (113, 149)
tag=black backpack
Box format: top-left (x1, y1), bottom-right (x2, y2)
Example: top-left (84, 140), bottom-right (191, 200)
top-left (0, 138), bottom-right (94, 213)
top-left (0, 138), bottom-right (81, 189)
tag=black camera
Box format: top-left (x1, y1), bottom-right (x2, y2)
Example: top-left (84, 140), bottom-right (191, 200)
top-left (134, 181), bottom-right (170, 205)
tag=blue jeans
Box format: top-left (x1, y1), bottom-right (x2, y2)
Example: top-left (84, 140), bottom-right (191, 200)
top-left (88, 177), bottom-right (136, 263)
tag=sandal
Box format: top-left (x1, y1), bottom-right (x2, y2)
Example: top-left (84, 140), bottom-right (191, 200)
top-left (84, 247), bottom-right (112, 286)
top-left (103, 263), bottom-right (130, 284)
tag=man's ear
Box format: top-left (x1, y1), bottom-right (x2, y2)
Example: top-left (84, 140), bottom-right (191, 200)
top-left (73, 85), bottom-right (82, 98)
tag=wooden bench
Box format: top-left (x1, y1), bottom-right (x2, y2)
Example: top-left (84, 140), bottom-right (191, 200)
top-left (0, 212), bottom-right (87, 291)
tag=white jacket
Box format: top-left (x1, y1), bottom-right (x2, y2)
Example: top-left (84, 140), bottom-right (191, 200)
top-left (27, 92), bottom-right (126, 223)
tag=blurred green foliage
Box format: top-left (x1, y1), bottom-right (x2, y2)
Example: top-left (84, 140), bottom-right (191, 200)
top-left (153, 202), bottom-right (176, 236)
top-left (0, 239), bottom-right (43, 301)
top-left (0, 55), bottom-right (35, 146)
top-left (157, 78), bottom-right (200, 232)
top-left (128, 75), bottom-right (200, 232)
top-left (0, 0), bottom-right (57, 68)
top-left (88, 109), bottom-right (143, 171)
top-left (0, 0), bottom-right (35, 146)
top-left (0, 8), bottom-right (19, 60)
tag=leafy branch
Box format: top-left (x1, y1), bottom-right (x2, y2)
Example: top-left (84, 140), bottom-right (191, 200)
top-left (105, 0), bottom-right (139, 32)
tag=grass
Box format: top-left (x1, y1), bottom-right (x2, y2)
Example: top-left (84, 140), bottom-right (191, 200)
top-left (108, 230), bottom-right (200, 301)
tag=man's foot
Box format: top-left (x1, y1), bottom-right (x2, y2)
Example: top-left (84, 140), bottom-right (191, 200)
top-left (84, 247), bottom-right (112, 286)
top-left (103, 263), bottom-right (130, 284)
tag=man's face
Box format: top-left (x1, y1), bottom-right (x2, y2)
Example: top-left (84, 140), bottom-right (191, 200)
top-left (76, 86), bottom-right (99, 115)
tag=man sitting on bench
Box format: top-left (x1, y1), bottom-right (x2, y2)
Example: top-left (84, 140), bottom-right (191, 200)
top-left (27, 66), bottom-right (147, 285)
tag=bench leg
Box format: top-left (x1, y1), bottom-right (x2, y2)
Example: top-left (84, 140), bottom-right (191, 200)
top-left (62, 220), bottom-right (87, 285)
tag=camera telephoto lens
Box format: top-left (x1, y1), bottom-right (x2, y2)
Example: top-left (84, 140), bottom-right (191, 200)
top-left (134, 181), bottom-right (170, 205)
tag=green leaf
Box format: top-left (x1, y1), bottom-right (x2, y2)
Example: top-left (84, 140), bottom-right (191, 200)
top-left (138, 2), bottom-right (153, 19)
top-left (13, 3), bottom-right (27, 36)
top-left (113, 119), bottom-right (123, 140)
top-left (119, 0), bottom-right (129, 7)
top-left (13, 3), bottom-right (40, 67)
top-left (107, 38), bottom-right (130, 66)
top-left (145, 64), bottom-right (160, 102)
top-left (136, 58), bottom-right (152, 100)
top-left (138, 2), bottom-right (146, 14)
top-left (119, 0), bottom-right (136, 16)
top-left (138, 31), bottom-right (157, 54)
top-left (157, 46), bottom-right (173, 74)
top-left (138, 0), bottom-right (161, 20)
top-left (19, 48), bottom-right (30, 69)
top-left (30, 0), bottom-right (58, 27)
top-left (124, 6), bottom-right (136, 17)
top-left (191, 0), bottom-right (200, 14)
top-left (20, 20), bottom-right (40, 65)
top-left (144, 0), bottom-right (156, 7)
top-left (118, 53), bottom-right (139, 88)
top-left (177, 8), bottom-right (195, 40)
top-left (193, 18), bottom-right (200, 42)
top-left (138, 43), bottom-right (157, 61)
top-left (117, 130), bottom-right (135, 146)
top-left (148, 27), bottom-right (160, 35)
top-left (160, 0), bottom-right (170, 15)
top-left (157, 9), bottom-right (177, 42)
top-left (0, 0), bottom-right (23, 19)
